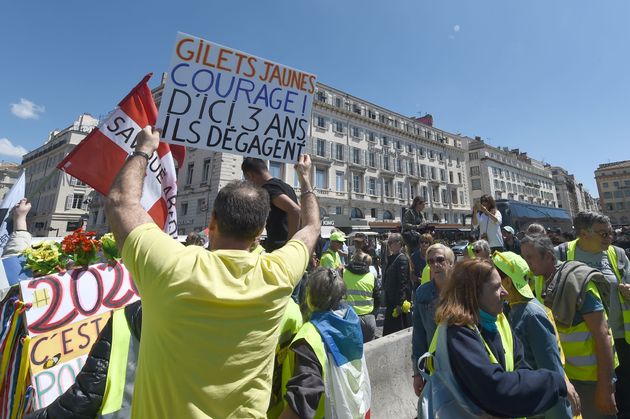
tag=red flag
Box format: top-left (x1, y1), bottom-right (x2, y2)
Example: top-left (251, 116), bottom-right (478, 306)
top-left (58, 74), bottom-right (185, 236)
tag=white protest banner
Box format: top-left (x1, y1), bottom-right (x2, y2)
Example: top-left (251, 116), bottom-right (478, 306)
top-left (157, 32), bottom-right (317, 163)
top-left (0, 170), bottom-right (25, 255)
top-left (19, 262), bottom-right (139, 336)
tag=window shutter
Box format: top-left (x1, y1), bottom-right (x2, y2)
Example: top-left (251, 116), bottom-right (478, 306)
top-left (65, 194), bottom-right (73, 210)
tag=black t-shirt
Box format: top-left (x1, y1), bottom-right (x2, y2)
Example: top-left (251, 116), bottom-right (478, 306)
top-left (262, 178), bottom-right (298, 252)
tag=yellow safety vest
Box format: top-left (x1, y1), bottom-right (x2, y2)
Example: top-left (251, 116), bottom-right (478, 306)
top-left (100, 308), bottom-right (135, 417)
top-left (466, 244), bottom-right (475, 259)
top-left (321, 249), bottom-right (342, 270)
top-left (281, 322), bottom-right (327, 419)
top-left (555, 282), bottom-right (618, 381)
top-left (427, 313), bottom-right (514, 373)
top-left (268, 300), bottom-right (303, 419)
top-left (343, 270), bottom-right (375, 315)
top-left (566, 239), bottom-right (630, 344)
top-left (420, 265), bottom-right (431, 285)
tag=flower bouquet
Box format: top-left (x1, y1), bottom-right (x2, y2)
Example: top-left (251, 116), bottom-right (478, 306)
top-left (60, 228), bottom-right (101, 268)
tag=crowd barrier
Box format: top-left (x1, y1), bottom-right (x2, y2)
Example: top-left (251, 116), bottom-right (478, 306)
top-left (364, 327), bottom-right (417, 419)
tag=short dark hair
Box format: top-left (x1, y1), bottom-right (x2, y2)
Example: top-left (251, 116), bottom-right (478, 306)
top-left (573, 211), bottom-right (610, 235)
top-left (241, 157), bottom-right (268, 175)
top-left (412, 196), bottom-right (426, 208)
top-left (213, 181), bottom-right (270, 240)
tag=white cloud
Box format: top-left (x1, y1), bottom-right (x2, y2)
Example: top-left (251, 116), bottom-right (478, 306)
top-left (10, 98), bottom-right (45, 120)
top-left (453, 25), bottom-right (460, 32)
top-left (0, 138), bottom-right (28, 158)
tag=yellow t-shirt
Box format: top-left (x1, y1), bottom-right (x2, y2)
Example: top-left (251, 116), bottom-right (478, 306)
top-left (122, 223), bottom-right (308, 418)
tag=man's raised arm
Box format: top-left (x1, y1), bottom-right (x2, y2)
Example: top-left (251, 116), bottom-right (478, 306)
top-left (289, 155), bottom-right (320, 255)
top-left (105, 127), bottom-right (158, 252)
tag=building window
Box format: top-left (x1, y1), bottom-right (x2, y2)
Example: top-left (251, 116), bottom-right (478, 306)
top-left (441, 189), bottom-right (448, 203)
top-left (368, 132), bottom-right (375, 142)
top-left (430, 167), bottom-right (436, 180)
top-left (469, 152), bottom-right (479, 160)
top-left (449, 171), bottom-right (454, 183)
top-left (197, 199), bottom-right (206, 214)
top-left (396, 182), bottom-right (404, 198)
top-left (352, 174), bottom-right (363, 193)
top-left (186, 163), bottom-right (194, 185)
top-left (470, 166), bottom-right (480, 176)
top-left (382, 136), bottom-right (389, 147)
top-left (383, 156), bottom-right (390, 171)
top-left (316, 138), bottom-right (326, 157)
top-left (336, 206), bottom-right (343, 215)
top-left (368, 152), bottom-right (376, 168)
top-left (202, 159), bottom-right (211, 182)
top-left (269, 162), bottom-right (283, 180)
top-left (334, 121), bottom-right (344, 133)
top-left (351, 126), bottom-right (360, 137)
top-left (335, 97), bottom-right (342, 108)
top-left (428, 150), bottom-right (435, 159)
top-left (383, 210), bottom-right (394, 220)
top-left (315, 167), bottom-right (327, 189)
top-left (335, 143), bottom-right (344, 161)
top-left (396, 158), bottom-right (403, 173)
top-left (459, 191), bottom-right (465, 205)
top-left (181, 202), bottom-right (188, 216)
top-left (440, 169), bottom-right (446, 182)
top-left (351, 208), bottom-right (364, 219)
top-left (395, 140), bottom-right (402, 150)
top-left (407, 143), bottom-right (413, 153)
top-left (418, 147), bottom-right (425, 157)
top-left (316, 116), bottom-right (325, 128)
top-left (70, 194), bottom-right (84, 209)
top-left (420, 165), bottom-right (427, 178)
top-left (472, 179), bottom-right (482, 190)
top-left (458, 173), bottom-right (463, 184)
top-left (385, 180), bottom-right (394, 197)
top-left (336, 171), bottom-right (344, 192)
top-left (368, 177), bottom-right (376, 195)
top-left (409, 162), bottom-right (415, 176)
top-left (352, 147), bottom-right (361, 164)
top-left (371, 208), bottom-right (377, 218)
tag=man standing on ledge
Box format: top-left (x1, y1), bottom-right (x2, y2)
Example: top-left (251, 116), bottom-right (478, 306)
top-left (105, 127), bottom-right (320, 418)
top-left (242, 157), bottom-right (300, 252)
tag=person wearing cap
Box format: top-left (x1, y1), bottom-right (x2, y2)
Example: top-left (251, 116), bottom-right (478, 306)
top-left (320, 231), bottom-right (345, 272)
top-left (492, 251), bottom-right (580, 418)
top-left (502, 225), bottom-right (521, 255)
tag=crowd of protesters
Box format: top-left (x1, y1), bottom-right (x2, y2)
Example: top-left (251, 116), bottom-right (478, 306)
top-left (7, 128), bottom-right (630, 419)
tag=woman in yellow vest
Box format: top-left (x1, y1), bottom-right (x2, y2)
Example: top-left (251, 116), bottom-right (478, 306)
top-left (423, 259), bottom-right (568, 418)
top-left (280, 267), bottom-right (370, 419)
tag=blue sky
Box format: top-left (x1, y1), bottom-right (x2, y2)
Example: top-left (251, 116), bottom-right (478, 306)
top-left (1, 0), bottom-right (629, 196)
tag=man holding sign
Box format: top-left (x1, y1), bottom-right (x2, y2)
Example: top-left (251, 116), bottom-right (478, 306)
top-left (105, 126), bottom-right (320, 417)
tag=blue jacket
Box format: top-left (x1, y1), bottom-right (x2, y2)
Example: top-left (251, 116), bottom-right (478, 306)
top-left (509, 300), bottom-right (573, 419)
top-left (411, 280), bottom-right (439, 373)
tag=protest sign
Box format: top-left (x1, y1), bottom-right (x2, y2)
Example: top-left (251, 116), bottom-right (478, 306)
top-left (20, 262), bottom-right (139, 336)
top-left (157, 32), bottom-right (317, 163)
top-left (32, 354), bottom-right (87, 409)
top-left (29, 311), bottom-right (110, 375)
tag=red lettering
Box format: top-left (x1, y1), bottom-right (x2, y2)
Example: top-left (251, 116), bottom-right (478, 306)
top-left (28, 276), bottom-right (78, 334)
top-left (70, 268), bottom-right (103, 317)
top-left (102, 262), bottom-right (136, 308)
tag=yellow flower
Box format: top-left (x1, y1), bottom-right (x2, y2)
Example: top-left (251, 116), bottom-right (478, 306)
top-left (402, 300), bottom-right (412, 313)
top-left (392, 307), bottom-right (399, 318)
